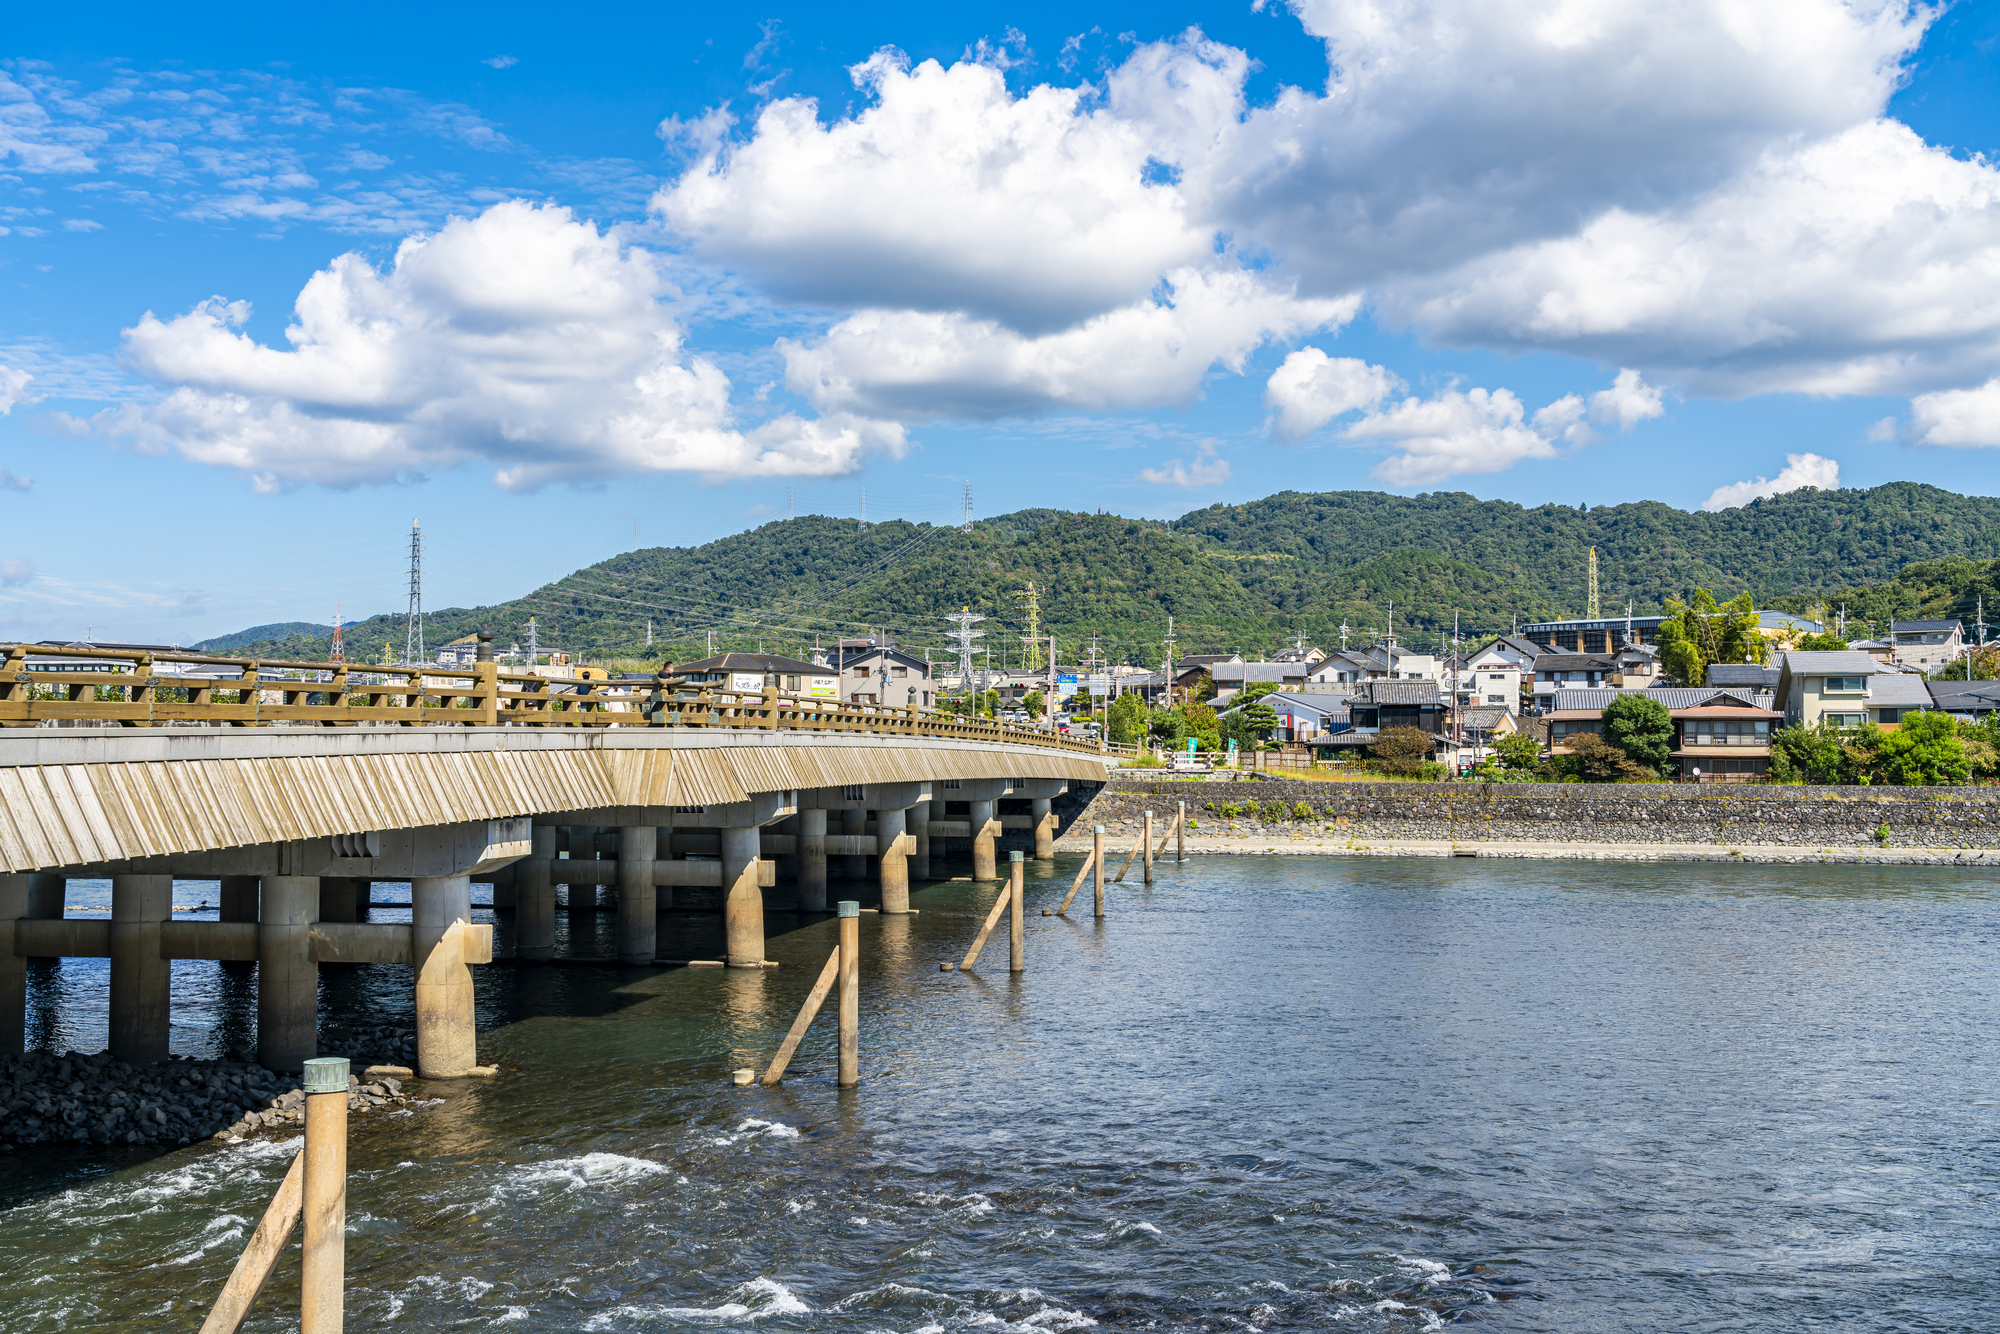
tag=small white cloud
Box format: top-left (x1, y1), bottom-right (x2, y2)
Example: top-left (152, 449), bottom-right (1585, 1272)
top-left (0, 558), bottom-right (34, 584)
top-left (31, 411), bottom-right (91, 438)
top-left (1909, 378), bottom-right (2000, 447)
top-left (62, 218), bottom-right (105, 232)
top-left (0, 468), bottom-right (30, 493)
top-left (1864, 416), bottom-right (1897, 442)
top-left (1263, 348), bottom-right (1400, 442)
top-left (0, 366), bottom-right (32, 413)
top-left (1701, 452), bottom-right (1840, 511)
top-left (328, 146), bottom-right (393, 172)
top-left (1139, 441), bottom-right (1230, 488)
top-left (1350, 387), bottom-right (1558, 485)
top-left (483, 55), bottom-right (519, 69)
top-left (1589, 368), bottom-right (1665, 430)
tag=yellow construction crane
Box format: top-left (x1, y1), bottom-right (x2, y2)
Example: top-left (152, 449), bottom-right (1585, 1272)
top-left (1587, 546), bottom-right (1600, 619)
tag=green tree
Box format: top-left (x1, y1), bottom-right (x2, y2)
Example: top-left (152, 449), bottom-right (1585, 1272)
top-left (1870, 710), bottom-right (1970, 785)
top-left (1021, 690), bottom-right (1045, 718)
top-left (1225, 696), bottom-right (1280, 747)
top-left (1602, 693), bottom-right (1675, 776)
top-left (1655, 589), bottom-right (1765, 685)
top-left (1107, 692), bottom-right (1149, 745)
top-left (1179, 701), bottom-right (1222, 752)
top-left (1769, 721), bottom-right (1850, 784)
top-left (1188, 669), bottom-right (1218, 705)
top-left (1795, 631), bottom-right (1851, 652)
top-left (1563, 732), bottom-right (1657, 782)
top-left (1368, 726), bottom-right (1433, 775)
top-left (1492, 731), bottom-right (1546, 773)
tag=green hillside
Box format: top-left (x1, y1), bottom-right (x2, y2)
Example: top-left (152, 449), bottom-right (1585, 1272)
top-left (193, 482), bottom-right (2000, 666)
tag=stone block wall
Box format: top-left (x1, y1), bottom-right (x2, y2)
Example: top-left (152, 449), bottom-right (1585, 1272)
top-left (1060, 777), bottom-right (2000, 849)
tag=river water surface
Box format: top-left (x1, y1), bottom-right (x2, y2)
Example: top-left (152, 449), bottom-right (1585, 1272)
top-left (1, 856), bottom-right (1995, 1332)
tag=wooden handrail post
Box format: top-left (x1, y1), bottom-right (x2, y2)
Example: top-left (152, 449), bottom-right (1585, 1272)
top-left (1008, 851), bottom-right (1024, 973)
top-left (837, 902), bottom-right (860, 1088)
top-left (300, 1056), bottom-right (348, 1334)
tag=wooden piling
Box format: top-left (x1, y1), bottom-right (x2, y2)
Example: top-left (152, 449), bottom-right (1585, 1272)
top-left (200, 1152), bottom-right (304, 1334)
top-left (300, 1056), bottom-right (347, 1334)
top-left (1177, 801), bottom-right (1186, 862)
top-left (1111, 830), bottom-right (1143, 883)
top-left (1142, 811), bottom-right (1155, 884)
top-left (1054, 848), bottom-right (1097, 916)
top-left (957, 878), bottom-right (1014, 970)
top-left (1008, 851), bottom-right (1024, 973)
top-left (1092, 825), bottom-right (1106, 918)
top-left (761, 945), bottom-right (841, 1085)
top-left (837, 901), bottom-right (860, 1088)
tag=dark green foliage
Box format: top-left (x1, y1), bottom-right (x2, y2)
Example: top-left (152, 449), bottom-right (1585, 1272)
top-left (195, 481), bottom-right (2000, 661)
top-left (1601, 693), bottom-right (1675, 776)
top-left (1768, 721), bottom-right (1853, 784)
top-left (1367, 726), bottom-right (1433, 775)
top-left (1561, 732), bottom-right (1659, 782)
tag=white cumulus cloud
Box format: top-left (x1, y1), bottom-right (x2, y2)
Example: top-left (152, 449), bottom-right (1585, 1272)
top-left (1347, 369), bottom-right (1663, 485)
top-left (109, 200), bottom-right (903, 491)
top-left (1139, 441), bottom-right (1231, 488)
top-left (1264, 348), bottom-right (1401, 442)
top-left (782, 269), bottom-right (1351, 420)
top-left (1909, 379), bottom-right (2000, 448)
top-left (1701, 453), bottom-right (1841, 511)
top-left (0, 366), bottom-right (32, 414)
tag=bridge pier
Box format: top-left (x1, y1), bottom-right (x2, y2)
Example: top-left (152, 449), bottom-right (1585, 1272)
top-left (796, 810), bottom-right (828, 912)
top-left (841, 809), bottom-right (868, 882)
top-left (909, 802), bottom-right (931, 882)
top-left (563, 826), bottom-right (600, 911)
top-left (1032, 798), bottom-right (1056, 860)
top-left (258, 875), bottom-right (319, 1072)
top-left (721, 826), bottom-right (764, 968)
top-left (413, 875), bottom-right (478, 1077)
top-left (318, 877), bottom-right (359, 925)
top-left (111, 874), bottom-right (173, 1066)
top-left (24, 874), bottom-right (63, 961)
top-left (877, 806), bottom-right (911, 914)
top-left (515, 826), bottom-right (556, 963)
top-left (617, 826), bottom-right (657, 966)
top-left (969, 800), bottom-right (999, 881)
top-left (0, 874), bottom-right (24, 1054)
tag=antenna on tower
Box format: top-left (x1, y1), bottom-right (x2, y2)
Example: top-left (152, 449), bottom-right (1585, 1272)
top-left (403, 520), bottom-right (424, 666)
top-left (330, 603), bottom-right (344, 665)
top-left (1587, 545), bottom-right (1601, 619)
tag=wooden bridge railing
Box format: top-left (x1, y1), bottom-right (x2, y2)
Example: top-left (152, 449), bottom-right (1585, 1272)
top-left (0, 644), bottom-right (1134, 758)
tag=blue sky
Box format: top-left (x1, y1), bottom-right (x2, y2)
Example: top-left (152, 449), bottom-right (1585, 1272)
top-left (4, 0), bottom-right (2000, 644)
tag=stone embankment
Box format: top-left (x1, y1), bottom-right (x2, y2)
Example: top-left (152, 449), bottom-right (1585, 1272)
top-left (2, 1026), bottom-right (427, 1151)
top-left (1059, 776), bottom-right (2000, 861)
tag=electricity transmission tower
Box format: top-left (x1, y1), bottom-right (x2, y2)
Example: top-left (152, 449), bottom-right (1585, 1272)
top-left (1018, 583), bottom-right (1044, 670)
top-left (329, 603), bottom-right (344, 664)
top-left (945, 608), bottom-right (986, 704)
top-left (962, 481), bottom-right (973, 530)
top-left (403, 520), bottom-right (424, 666)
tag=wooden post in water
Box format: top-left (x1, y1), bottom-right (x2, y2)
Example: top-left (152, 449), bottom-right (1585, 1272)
top-left (760, 945), bottom-right (841, 1086)
top-left (837, 901), bottom-right (860, 1088)
top-left (1093, 825), bottom-right (1106, 918)
top-left (199, 1152), bottom-right (305, 1334)
top-left (1142, 811), bottom-right (1155, 884)
top-left (1177, 801), bottom-right (1186, 862)
top-left (300, 1056), bottom-right (348, 1334)
top-left (1008, 851), bottom-right (1025, 973)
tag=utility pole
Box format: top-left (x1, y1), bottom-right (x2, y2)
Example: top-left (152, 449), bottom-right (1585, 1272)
top-left (645, 619), bottom-right (653, 649)
top-left (707, 628), bottom-right (714, 657)
top-left (1339, 621), bottom-right (1349, 652)
top-left (1162, 615), bottom-right (1177, 709)
top-left (1385, 601), bottom-right (1395, 647)
top-left (403, 519), bottom-right (424, 666)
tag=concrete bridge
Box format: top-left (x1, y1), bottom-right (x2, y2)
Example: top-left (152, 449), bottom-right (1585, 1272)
top-left (0, 640), bottom-right (1115, 1078)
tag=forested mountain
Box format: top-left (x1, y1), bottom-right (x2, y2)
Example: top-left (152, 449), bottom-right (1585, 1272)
top-left (192, 482), bottom-right (2000, 666)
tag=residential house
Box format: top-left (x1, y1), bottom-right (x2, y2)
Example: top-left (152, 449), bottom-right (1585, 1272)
top-left (1704, 663), bottom-right (1781, 691)
top-left (1468, 635), bottom-right (1544, 671)
top-left (812, 637), bottom-right (936, 709)
top-left (1774, 651), bottom-right (1897, 728)
top-left (434, 634), bottom-right (482, 667)
top-left (1308, 680), bottom-right (1448, 759)
top-left (1611, 641), bottom-right (1662, 687)
top-left (1271, 644), bottom-right (1328, 665)
top-left (1263, 690), bottom-right (1353, 743)
top-left (1848, 639), bottom-right (1896, 665)
top-left (1452, 705), bottom-right (1518, 752)
top-left (1890, 619), bottom-right (1965, 674)
top-left (1529, 654), bottom-right (1616, 706)
top-left (664, 652), bottom-right (839, 700)
top-left (1208, 660), bottom-right (1311, 705)
top-left (1541, 687), bottom-right (1781, 781)
top-left (1863, 671), bottom-right (1935, 726)
top-left (1928, 679), bottom-right (2000, 719)
top-left (1451, 660), bottom-right (1523, 714)
top-left (1305, 651), bottom-right (1370, 686)
top-left (1172, 653), bottom-right (1242, 699)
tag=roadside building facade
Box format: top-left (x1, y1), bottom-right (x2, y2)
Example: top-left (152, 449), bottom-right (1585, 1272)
top-left (812, 638), bottom-right (936, 709)
top-left (663, 651), bottom-right (838, 699)
top-left (1890, 620), bottom-right (1965, 674)
top-left (1774, 651), bottom-right (1898, 728)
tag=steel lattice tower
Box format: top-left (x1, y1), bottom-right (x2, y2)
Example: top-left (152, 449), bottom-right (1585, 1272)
top-left (944, 608), bottom-right (986, 701)
top-left (403, 520), bottom-right (424, 666)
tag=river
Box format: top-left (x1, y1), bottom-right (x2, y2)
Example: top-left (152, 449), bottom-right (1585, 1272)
top-left (1, 856), bottom-right (1995, 1331)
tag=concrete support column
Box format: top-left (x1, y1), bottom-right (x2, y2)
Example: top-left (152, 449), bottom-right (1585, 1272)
top-left (515, 826), bottom-right (556, 963)
top-left (413, 875), bottom-right (477, 1077)
top-left (111, 874), bottom-right (174, 1066)
top-left (257, 876), bottom-right (319, 1072)
top-left (877, 806), bottom-right (912, 914)
top-left (317, 877), bottom-right (358, 924)
top-left (490, 870), bottom-right (517, 911)
top-left (24, 874), bottom-right (63, 961)
top-left (909, 802), bottom-right (931, 882)
top-left (219, 875), bottom-right (259, 923)
top-left (721, 826), bottom-right (765, 968)
top-left (564, 826), bottom-right (599, 910)
top-left (796, 809), bottom-right (828, 913)
top-left (842, 808), bottom-right (868, 881)
top-left (1032, 798), bottom-right (1056, 860)
top-left (969, 799), bottom-right (1000, 881)
top-left (616, 826), bottom-right (658, 966)
top-left (0, 875), bottom-right (25, 1056)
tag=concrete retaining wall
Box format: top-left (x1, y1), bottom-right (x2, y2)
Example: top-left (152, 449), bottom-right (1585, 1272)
top-left (1064, 777), bottom-right (2000, 849)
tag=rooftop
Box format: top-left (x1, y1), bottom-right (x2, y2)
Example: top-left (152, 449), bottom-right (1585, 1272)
top-left (1781, 650), bottom-right (1893, 675)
